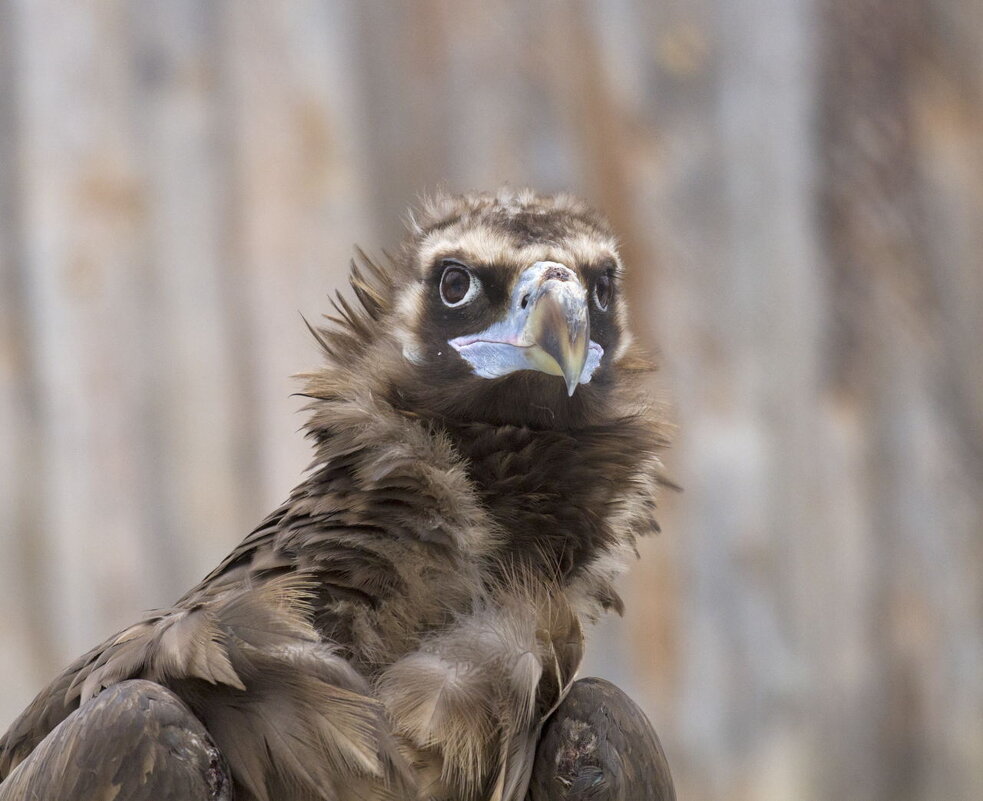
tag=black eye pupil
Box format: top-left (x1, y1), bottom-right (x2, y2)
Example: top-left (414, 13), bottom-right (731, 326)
top-left (440, 266), bottom-right (471, 305)
top-left (595, 274), bottom-right (612, 310)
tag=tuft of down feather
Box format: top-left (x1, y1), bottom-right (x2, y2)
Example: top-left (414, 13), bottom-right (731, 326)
top-left (377, 586), bottom-right (583, 801)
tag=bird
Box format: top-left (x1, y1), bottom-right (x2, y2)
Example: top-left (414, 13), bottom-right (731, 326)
top-left (0, 189), bottom-right (674, 801)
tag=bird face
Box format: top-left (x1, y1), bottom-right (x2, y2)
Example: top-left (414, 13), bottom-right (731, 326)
top-left (446, 259), bottom-right (601, 397)
top-left (391, 191), bottom-right (633, 427)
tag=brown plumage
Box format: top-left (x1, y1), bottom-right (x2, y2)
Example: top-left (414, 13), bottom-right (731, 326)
top-left (0, 189), bottom-right (671, 801)
top-left (0, 681), bottom-right (232, 801)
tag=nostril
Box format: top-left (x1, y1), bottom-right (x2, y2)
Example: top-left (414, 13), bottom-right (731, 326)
top-left (520, 293), bottom-right (530, 309)
top-left (544, 266), bottom-right (571, 282)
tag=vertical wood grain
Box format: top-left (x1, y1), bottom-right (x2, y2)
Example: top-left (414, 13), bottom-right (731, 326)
top-left (127, 0), bottom-right (250, 596)
top-left (819, 1), bottom-right (983, 798)
top-left (10, 0), bottom-right (160, 664)
top-left (0, 0), bottom-right (51, 730)
top-left (219, 0), bottom-right (375, 509)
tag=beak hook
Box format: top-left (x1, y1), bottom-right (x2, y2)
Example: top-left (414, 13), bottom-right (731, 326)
top-left (525, 274), bottom-right (590, 396)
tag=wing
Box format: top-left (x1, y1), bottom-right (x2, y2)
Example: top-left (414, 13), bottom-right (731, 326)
top-left (1, 373), bottom-right (490, 798)
top-left (0, 680), bottom-right (230, 801)
top-left (0, 574), bottom-right (414, 801)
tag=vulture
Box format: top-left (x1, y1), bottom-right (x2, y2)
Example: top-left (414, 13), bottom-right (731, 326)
top-left (0, 189), bottom-right (675, 801)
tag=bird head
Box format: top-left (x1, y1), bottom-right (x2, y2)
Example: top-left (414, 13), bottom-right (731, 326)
top-left (309, 190), bottom-right (649, 430)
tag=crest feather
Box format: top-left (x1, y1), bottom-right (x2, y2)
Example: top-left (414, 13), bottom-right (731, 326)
top-left (308, 249), bottom-right (396, 366)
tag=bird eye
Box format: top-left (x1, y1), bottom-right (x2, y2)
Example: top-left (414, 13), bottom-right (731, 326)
top-left (439, 263), bottom-right (478, 307)
top-left (594, 272), bottom-right (613, 311)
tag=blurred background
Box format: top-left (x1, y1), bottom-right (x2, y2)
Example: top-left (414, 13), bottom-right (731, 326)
top-left (1, 1), bottom-right (981, 799)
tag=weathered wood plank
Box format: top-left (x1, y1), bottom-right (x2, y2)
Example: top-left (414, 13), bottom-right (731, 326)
top-left (127, 0), bottom-right (252, 596)
top-left (0, 0), bottom-right (51, 733)
top-left (9, 0), bottom-right (160, 665)
top-left (219, 0), bottom-right (375, 508)
top-left (819, 2), bottom-right (983, 799)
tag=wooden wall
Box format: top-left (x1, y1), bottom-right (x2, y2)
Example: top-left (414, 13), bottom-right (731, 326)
top-left (1, 2), bottom-right (981, 799)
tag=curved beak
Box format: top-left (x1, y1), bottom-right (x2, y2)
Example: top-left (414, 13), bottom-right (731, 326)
top-left (524, 269), bottom-right (590, 396)
top-left (449, 262), bottom-right (602, 396)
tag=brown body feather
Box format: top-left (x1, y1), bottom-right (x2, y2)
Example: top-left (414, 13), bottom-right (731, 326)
top-left (0, 190), bottom-right (669, 801)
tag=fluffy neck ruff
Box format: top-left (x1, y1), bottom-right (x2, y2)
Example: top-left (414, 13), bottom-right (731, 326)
top-left (297, 257), bottom-right (671, 619)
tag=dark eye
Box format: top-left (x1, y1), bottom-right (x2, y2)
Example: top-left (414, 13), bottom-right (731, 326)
top-left (594, 272), bottom-right (613, 311)
top-left (439, 263), bottom-right (478, 307)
